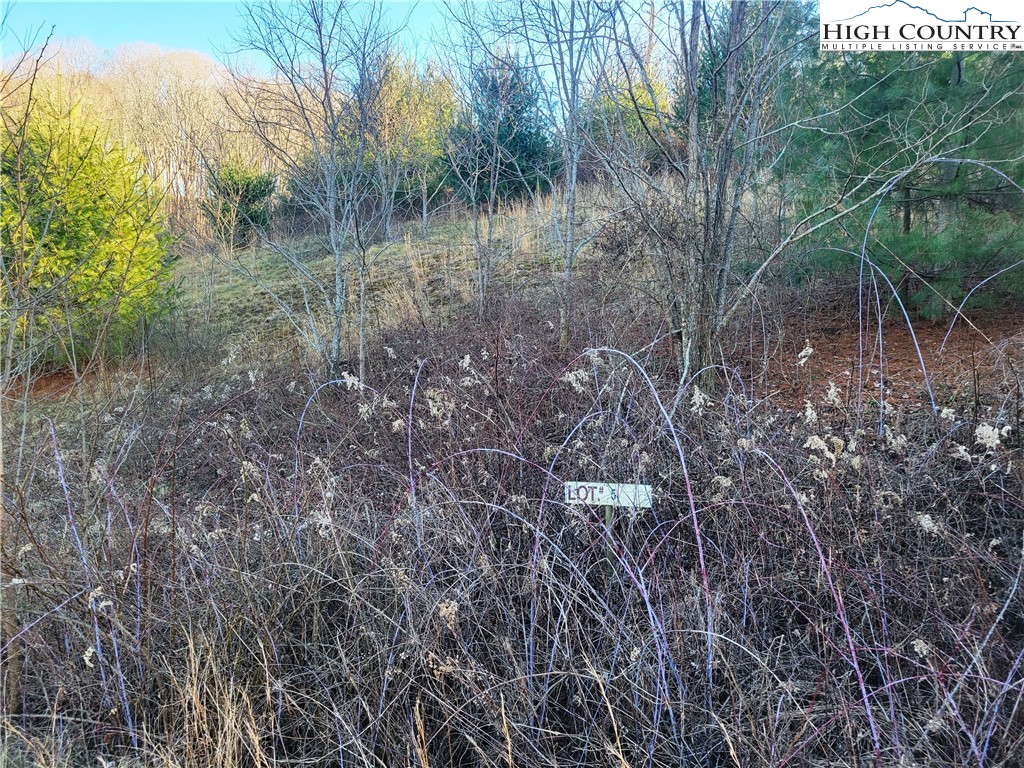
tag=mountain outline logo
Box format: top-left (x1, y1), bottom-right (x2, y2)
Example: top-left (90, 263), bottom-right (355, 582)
top-left (828, 1), bottom-right (1016, 25)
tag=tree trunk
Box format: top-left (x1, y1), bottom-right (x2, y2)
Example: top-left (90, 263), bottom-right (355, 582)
top-left (0, 391), bottom-right (21, 717)
top-left (421, 180), bottom-right (429, 236)
top-left (473, 207), bottom-right (487, 321)
top-left (329, 238), bottom-right (347, 377)
top-left (0, 317), bottom-right (22, 716)
top-left (937, 54), bottom-right (963, 234)
top-left (559, 170), bottom-right (577, 354)
top-left (358, 256), bottom-right (368, 387)
top-left (902, 185), bottom-right (913, 234)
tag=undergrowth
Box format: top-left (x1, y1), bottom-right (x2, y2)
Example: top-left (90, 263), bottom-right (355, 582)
top-left (2, 292), bottom-right (1023, 768)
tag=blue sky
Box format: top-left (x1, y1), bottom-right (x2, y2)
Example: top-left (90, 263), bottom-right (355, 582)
top-left (1, 1), bottom-right (448, 64)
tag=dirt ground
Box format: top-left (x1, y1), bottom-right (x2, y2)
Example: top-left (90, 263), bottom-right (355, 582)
top-left (743, 297), bottom-right (1024, 412)
top-left (14, 286), bottom-right (1024, 419)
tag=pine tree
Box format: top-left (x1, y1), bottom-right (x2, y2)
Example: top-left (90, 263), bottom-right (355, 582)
top-left (790, 52), bottom-right (1024, 318)
top-left (1, 100), bottom-right (169, 365)
top-left (203, 162), bottom-right (275, 250)
top-left (449, 57), bottom-right (560, 205)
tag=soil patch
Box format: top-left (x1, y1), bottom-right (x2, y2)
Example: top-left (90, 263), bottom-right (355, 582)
top-left (739, 298), bottom-right (1024, 411)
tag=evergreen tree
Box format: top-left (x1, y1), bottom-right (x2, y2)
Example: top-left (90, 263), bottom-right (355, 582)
top-left (1, 100), bottom-right (169, 364)
top-left (790, 52), bottom-right (1024, 318)
top-left (203, 162), bottom-right (276, 250)
top-left (449, 57), bottom-right (560, 205)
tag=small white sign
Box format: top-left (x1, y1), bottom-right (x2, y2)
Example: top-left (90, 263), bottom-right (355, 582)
top-left (564, 482), bottom-right (652, 509)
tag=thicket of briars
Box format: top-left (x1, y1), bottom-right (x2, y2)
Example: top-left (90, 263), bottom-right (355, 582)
top-left (2, 1), bottom-right (1024, 766)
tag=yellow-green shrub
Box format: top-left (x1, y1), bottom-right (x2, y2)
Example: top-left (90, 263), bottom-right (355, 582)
top-left (1, 101), bottom-right (169, 365)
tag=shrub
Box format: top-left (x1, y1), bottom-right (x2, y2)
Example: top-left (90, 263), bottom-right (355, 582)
top-left (202, 162), bottom-right (275, 250)
top-left (5, 301), bottom-right (1023, 766)
top-left (447, 58), bottom-right (561, 206)
top-left (1, 101), bottom-right (169, 366)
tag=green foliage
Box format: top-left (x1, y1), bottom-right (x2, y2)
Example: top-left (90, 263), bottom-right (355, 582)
top-left (687, 2), bottom-right (815, 134)
top-left (1, 101), bottom-right (169, 364)
top-left (788, 52), bottom-right (1024, 318)
top-left (375, 60), bottom-right (455, 220)
top-left (448, 57), bottom-right (560, 205)
top-left (203, 162), bottom-right (275, 250)
top-left (867, 204), bottom-right (1024, 320)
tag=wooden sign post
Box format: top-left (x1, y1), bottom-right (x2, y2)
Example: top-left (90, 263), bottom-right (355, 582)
top-left (564, 482), bottom-right (653, 574)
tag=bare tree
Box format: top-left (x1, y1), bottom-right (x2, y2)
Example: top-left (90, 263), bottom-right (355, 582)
top-left (91, 46), bottom-right (229, 231)
top-left (0, 22), bottom-right (54, 717)
top-left (230, 0), bottom-right (398, 378)
top-left (593, 1), bottom-right (790, 384)
top-left (593, 1), bottom-right (1023, 392)
top-left (367, 57), bottom-right (455, 238)
top-left (502, 0), bottom-right (612, 352)
top-left (438, 8), bottom-right (507, 320)
top-left (403, 64), bottom-right (456, 235)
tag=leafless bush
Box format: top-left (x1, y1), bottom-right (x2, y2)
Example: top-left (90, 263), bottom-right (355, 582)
top-left (3, 299), bottom-right (1023, 767)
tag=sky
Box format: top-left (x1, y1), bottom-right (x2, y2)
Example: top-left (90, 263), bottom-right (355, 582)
top-left (0, 1), bottom-right (448, 64)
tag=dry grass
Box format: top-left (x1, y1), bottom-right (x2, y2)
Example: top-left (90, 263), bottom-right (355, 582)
top-left (3, 196), bottom-right (1024, 767)
top-left (166, 198), bottom-right (570, 375)
top-left (3, 281), bottom-right (1023, 766)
